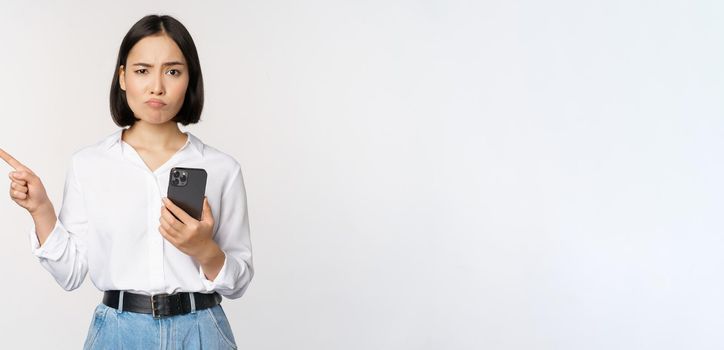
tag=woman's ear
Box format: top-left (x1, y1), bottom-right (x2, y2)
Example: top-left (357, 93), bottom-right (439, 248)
top-left (119, 65), bottom-right (126, 91)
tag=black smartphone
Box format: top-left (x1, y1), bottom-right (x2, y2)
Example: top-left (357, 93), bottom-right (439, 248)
top-left (167, 167), bottom-right (208, 221)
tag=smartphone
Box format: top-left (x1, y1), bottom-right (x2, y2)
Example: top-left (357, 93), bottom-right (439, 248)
top-left (167, 167), bottom-right (208, 221)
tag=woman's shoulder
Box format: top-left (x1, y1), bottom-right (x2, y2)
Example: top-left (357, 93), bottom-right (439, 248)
top-left (191, 138), bottom-right (246, 192)
top-left (67, 129), bottom-right (123, 163)
top-left (198, 144), bottom-right (243, 185)
top-left (200, 143), bottom-right (241, 168)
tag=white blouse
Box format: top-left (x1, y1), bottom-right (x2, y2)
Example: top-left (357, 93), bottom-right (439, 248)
top-left (28, 128), bottom-right (254, 299)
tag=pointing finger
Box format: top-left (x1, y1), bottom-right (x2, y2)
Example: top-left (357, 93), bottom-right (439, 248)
top-left (0, 148), bottom-right (26, 171)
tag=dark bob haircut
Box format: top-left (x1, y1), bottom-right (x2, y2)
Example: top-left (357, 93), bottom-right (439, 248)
top-left (110, 14), bottom-right (204, 127)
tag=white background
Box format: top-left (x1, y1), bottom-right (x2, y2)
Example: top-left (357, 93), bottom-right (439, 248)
top-left (1, 1), bottom-right (723, 349)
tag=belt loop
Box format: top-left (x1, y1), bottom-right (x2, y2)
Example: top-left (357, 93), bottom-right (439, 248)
top-left (118, 291), bottom-right (124, 313)
top-left (189, 292), bottom-right (196, 314)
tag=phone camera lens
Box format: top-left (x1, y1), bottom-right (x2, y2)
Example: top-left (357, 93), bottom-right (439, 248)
top-left (180, 174), bottom-right (187, 182)
top-left (172, 179), bottom-right (179, 185)
top-left (173, 170), bottom-right (180, 178)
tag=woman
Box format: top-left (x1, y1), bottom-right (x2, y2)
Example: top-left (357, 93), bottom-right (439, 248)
top-left (0, 14), bottom-right (253, 349)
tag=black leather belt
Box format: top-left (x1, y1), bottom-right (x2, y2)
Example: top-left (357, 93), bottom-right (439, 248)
top-left (103, 290), bottom-right (222, 319)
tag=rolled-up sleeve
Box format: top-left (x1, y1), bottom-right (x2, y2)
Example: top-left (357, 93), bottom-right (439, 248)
top-left (28, 155), bottom-right (89, 291)
top-left (199, 163), bottom-right (254, 299)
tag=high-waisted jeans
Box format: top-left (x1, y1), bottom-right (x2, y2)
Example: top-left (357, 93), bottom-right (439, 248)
top-left (82, 301), bottom-right (238, 349)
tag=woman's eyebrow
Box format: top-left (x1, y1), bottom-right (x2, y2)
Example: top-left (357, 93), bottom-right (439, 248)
top-left (132, 61), bottom-right (185, 67)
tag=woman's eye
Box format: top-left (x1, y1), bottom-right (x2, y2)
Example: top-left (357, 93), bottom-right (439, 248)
top-left (133, 68), bottom-right (181, 76)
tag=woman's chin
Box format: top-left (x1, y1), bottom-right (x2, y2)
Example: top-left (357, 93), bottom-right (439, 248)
top-left (137, 114), bottom-right (175, 125)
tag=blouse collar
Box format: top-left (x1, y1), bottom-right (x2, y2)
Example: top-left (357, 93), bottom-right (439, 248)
top-left (102, 128), bottom-right (204, 157)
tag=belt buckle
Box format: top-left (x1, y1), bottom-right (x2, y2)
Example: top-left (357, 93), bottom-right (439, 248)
top-left (151, 293), bottom-right (169, 319)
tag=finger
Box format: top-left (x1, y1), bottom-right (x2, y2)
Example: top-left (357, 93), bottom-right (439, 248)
top-left (0, 148), bottom-right (27, 171)
top-left (160, 206), bottom-right (183, 232)
top-left (10, 188), bottom-right (27, 200)
top-left (10, 171), bottom-right (33, 183)
top-left (11, 182), bottom-right (28, 193)
top-left (11, 179), bottom-right (27, 187)
top-left (159, 225), bottom-right (177, 243)
top-left (8, 173), bottom-right (27, 186)
top-left (162, 197), bottom-right (194, 224)
top-left (159, 216), bottom-right (181, 236)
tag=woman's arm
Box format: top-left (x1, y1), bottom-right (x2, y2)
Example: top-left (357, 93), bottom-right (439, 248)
top-left (26, 155), bottom-right (90, 291)
top-left (2, 147), bottom-right (88, 291)
top-left (198, 162), bottom-right (254, 299)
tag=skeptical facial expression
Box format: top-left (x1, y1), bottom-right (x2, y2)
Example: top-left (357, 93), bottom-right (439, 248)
top-left (119, 34), bottom-right (189, 124)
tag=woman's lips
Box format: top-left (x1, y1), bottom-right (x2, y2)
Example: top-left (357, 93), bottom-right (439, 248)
top-left (146, 101), bottom-right (166, 108)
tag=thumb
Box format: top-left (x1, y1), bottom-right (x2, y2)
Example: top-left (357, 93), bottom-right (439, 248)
top-left (201, 196), bottom-right (213, 222)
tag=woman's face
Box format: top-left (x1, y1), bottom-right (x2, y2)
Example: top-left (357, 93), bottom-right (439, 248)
top-left (119, 34), bottom-right (189, 125)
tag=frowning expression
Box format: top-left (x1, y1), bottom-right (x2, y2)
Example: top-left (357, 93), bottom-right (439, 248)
top-left (118, 34), bottom-right (189, 124)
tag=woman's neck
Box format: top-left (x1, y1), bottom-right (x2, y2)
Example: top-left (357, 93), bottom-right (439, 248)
top-left (121, 121), bottom-right (187, 151)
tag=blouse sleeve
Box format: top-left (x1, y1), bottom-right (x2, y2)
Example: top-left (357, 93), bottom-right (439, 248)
top-left (198, 162), bottom-right (254, 299)
top-left (28, 154), bottom-right (90, 291)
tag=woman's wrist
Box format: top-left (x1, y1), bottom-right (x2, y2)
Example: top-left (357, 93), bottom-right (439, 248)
top-left (196, 240), bottom-right (225, 281)
top-left (30, 201), bottom-right (54, 218)
top-left (195, 240), bottom-right (223, 264)
top-left (30, 202), bottom-right (57, 247)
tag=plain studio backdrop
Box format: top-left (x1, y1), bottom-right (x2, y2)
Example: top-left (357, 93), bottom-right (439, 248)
top-left (0, 1), bottom-right (722, 349)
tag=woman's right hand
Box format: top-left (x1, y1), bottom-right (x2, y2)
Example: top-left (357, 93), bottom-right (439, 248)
top-left (0, 148), bottom-right (53, 215)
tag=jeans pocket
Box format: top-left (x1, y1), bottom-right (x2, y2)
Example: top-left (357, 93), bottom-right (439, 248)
top-left (83, 304), bottom-right (109, 350)
top-left (205, 305), bottom-right (238, 349)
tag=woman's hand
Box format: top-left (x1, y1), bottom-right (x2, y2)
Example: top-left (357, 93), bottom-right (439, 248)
top-left (0, 147), bottom-right (53, 215)
top-left (159, 196), bottom-right (216, 260)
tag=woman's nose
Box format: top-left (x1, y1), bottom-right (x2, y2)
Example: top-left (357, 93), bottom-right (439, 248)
top-left (149, 73), bottom-right (165, 95)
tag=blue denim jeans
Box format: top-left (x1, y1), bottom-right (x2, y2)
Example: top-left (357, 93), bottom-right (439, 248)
top-left (82, 300), bottom-right (238, 349)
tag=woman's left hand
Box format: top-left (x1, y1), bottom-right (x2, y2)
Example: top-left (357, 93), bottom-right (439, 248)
top-left (159, 196), bottom-right (216, 260)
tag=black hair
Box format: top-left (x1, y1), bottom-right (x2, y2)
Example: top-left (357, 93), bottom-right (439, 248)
top-left (110, 14), bottom-right (204, 127)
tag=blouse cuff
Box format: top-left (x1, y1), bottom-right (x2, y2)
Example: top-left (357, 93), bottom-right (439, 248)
top-left (28, 219), bottom-right (69, 261)
top-left (199, 252), bottom-right (238, 291)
